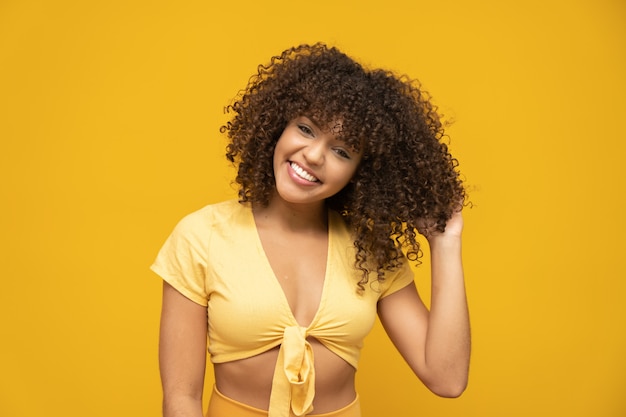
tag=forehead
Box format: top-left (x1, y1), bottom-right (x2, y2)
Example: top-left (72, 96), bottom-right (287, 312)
top-left (328, 120), bottom-right (343, 135)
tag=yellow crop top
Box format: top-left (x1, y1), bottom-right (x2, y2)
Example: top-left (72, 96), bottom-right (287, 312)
top-left (151, 200), bottom-right (414, 417)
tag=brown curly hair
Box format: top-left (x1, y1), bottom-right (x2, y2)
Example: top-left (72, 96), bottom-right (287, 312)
top-left (221, 43), bottom-right (465, 291)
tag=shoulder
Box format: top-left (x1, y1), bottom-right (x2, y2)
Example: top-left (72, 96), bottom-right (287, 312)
top-left (165, 200), bottom-right (246, 250)
top-left (176, 199), bottom-right (245, 231)
top-left (378, 255), bottom-right (414, 297)
top-left (154, 199), bottom-right (249, 267)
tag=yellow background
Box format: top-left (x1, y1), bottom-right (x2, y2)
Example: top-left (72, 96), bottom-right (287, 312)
top-left (1, 0), bottom-right (625, 416)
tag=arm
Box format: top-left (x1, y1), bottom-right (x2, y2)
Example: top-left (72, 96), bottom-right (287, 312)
top-left (377, 210), bottom-right (470, 397)
top-left (159, 281), bottom-right (208, 417)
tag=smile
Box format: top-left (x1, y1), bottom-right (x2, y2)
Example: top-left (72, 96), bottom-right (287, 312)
top-left (290, 162), bottom-right (319, 183)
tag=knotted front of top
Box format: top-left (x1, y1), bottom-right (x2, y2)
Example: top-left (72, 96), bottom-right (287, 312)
top-left (268, 325), bottom-right (316, 417)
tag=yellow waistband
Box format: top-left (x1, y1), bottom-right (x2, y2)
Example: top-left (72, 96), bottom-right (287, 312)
top-left (208, 385), bottom-right (361, 417)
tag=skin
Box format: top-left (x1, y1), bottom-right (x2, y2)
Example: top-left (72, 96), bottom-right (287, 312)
top-left (272, 116), bottom-right (362, 209)
top-left (158, 117), bottom-right (470, 417)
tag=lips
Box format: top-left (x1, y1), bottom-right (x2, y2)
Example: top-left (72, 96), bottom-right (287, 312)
top-left (290, 161), bottom-right (319, 183)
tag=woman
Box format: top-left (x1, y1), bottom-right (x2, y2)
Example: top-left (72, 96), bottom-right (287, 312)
top-left (152, 43), bottom-right (470, 417)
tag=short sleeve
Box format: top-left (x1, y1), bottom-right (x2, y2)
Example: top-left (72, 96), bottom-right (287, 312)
top-left (150, 211), bottom-right (211, 306)
top-left (378, 256), bottom-right (415, 299)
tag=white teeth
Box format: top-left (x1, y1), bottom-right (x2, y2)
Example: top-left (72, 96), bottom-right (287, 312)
top-left (290, 162), bottom-right (319, 182)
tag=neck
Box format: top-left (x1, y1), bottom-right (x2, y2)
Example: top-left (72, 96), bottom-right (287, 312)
top-left (253, 194), bottom-right (328, 233)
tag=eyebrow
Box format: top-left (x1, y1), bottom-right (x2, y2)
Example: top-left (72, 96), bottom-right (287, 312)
top-left (298, 115), bottom-right (322, 129)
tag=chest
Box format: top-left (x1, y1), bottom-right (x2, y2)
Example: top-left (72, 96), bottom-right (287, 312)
top-left (256, 227), bottom-right (328, 327)
top-left (204, 209), bottom-right (382, 358)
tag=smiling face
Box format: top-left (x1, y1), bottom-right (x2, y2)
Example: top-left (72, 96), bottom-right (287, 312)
top-left (271, 116), bottom-right (363, 209)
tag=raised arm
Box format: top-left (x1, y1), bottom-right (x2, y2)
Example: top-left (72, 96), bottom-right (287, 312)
top-left (159, 281), bottom-right (208, 417)
top-left (377, 210), bottom-right (470, 397)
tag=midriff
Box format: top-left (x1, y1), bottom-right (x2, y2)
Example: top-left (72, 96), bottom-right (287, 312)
top-left (214, 338), bottom-right (357, 414)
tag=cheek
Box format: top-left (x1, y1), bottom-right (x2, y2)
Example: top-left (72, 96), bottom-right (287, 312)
top-left (348, 160), bottom-right (362, 180)
top-left (336, 164), bottom-right (359, 187)
top-left (272, 140), bottom-right (285, 167)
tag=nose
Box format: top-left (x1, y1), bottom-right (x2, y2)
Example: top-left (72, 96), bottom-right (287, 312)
top-left (302, 140), bottom-right (325, 166)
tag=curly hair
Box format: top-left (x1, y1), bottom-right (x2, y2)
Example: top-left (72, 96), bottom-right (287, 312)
top-left (221, 43), bottom-right (465, 291)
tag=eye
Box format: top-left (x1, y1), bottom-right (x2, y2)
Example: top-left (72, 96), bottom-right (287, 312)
top-left (333, 148), bottom-right (351, 159)
top-left (297, 124), bottom-right (314, 136)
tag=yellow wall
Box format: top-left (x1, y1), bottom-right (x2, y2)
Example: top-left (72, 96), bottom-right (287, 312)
top-left (1, 0), bottom-right (624, 416)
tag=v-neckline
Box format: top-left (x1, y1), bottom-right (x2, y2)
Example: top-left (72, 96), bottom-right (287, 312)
top-left (249, 206), bottom-right (332, 329)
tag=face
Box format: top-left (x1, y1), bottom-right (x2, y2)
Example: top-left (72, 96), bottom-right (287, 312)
top-left (272, 116), bottom-right (362, 207)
